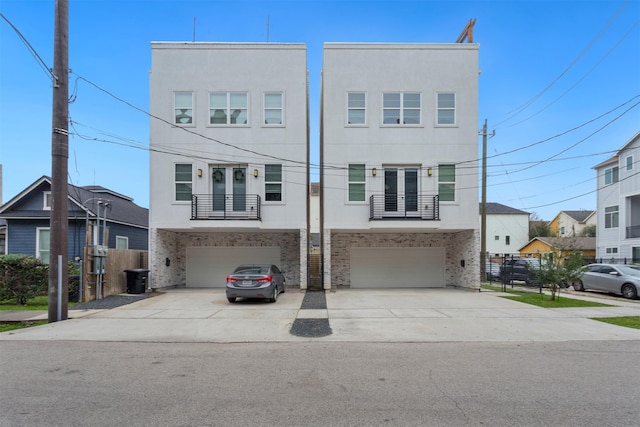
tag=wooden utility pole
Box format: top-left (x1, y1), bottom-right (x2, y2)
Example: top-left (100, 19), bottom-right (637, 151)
top-left (480, 119), bottom-right (494, 281)
top-left (49, 0), bottom-right (69, 322)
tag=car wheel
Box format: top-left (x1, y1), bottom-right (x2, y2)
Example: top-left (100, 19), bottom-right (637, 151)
top-left (621, 284), bottom-right (638, 300)
top-left (269, 287), bottom-right (278, 303)
top-left (574, 281), bottom-right (585, 292)
top-left (227, 297), bottom-right (236, 303)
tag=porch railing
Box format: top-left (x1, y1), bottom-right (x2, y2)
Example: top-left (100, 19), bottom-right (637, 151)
top-left (626, 225), bottom-right (640, 239)
top-left (191, 194), bottom-right (261, 220)
top-left (369, 194), bottom-right (439, 220)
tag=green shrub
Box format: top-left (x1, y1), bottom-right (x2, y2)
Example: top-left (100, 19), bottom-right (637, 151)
top-left (0, 255), bottom-right (49, 305)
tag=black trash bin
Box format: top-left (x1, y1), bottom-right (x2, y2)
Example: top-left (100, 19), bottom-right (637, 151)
top-left (124, 269), bottom-right (149, 294)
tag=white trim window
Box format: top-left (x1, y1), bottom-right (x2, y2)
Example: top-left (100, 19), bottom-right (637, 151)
top-left (436, 92), bottom-right (456, 125)
top-left (348, 164), bottom-right (366, 202)
top-left (210, 92), bottom-right (248, 125)
top-left (604, 166), bottom-right (619, 185)
top-left (265, 164), bottom-right (282, 202)
top-left (175, 164), bottom-right (193, 202)
top-left (438, 164), bottom-right (456, 202)
top-left (174, 92), bottom-right (193, 125)
top-left (43, 191), bottom-right (52, 211)
top-left (36, 227), bottom-right (50, 264)
top-left (347, 92), bottom-right (366, 125)
top-left (626, 155), bottom-right (633, 171)
top-left (264, 92), bottom-right (283, 125)
top-left (382, 92), bottom-right (421, 125)
top-left (605, 247), bottom-right (618, 254)
top-left (604, 205), bottom-right (619, 228)
top-left (116, 236), bottom-right (129, 250)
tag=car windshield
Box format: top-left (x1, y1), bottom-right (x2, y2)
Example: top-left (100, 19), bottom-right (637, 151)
top-left (234, 266), bottom-right (269, 275)
top-left (617, 265), bottom-right (640, 276)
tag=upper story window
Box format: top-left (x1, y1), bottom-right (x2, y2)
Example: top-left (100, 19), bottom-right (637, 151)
top-left (604, 205), bottom-right (619, 228)
top-left (116, 236), bottom-right (129, 250)
top-left (347, 92), bottom-right (366, 125)
top-left (265, 164), bottom-right (282, 202)
top-left (382, 92), bottom-right (421, 125)
top-left (175, 164), bottom-right (192, 202)
top-left (604, 166), bottom-right (619, 185)
top-left (437, 93), bottom-right (456, 125)
top-left (626, 155), bottom-right (633, 171)
top-left (210, 92), bottom-right (248, 125)
top-left (505, 236), bottom-right (511, 245)
top-left (264, 93), bottom-right (283, 125)
top-left (438, 164), bottom-right (456, 202)
top-left (174, 92), bottom-right (193, 125)
top-left (43, 191), bottom-right (52, 210)
top-left (348, 164), bottom-right (366, 202)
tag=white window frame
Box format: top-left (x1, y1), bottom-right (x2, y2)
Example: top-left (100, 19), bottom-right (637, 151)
top-left (438, 164), bottom-right (456, 202)
top-left (347, 164), bottom-right (366, 202)
top-left (263, 92), bottom-right (284, 126)
top-left (36, 227), bottom-right (50, 264)
top-left (43, 191), bottom-right (52, 211)
top-left (605, 247), bottom-right (618, 254)
top-left (626, 155), bottom-right (633, 171)
top-left (604, 205), bottom-right (619, 229)
top-left (209, 91), bottom-right (249, 126)
top-left (347, 92), bottom-right (366, 125)
top-left (174, 163), bottom-right (193, 203)
top-left (604, 166), bottom-right (619, 185)
top-left (382, 92), bottom-right (421, 126)
top-left (174, 91), bottom-right (194, 125)
top-left (436, 92), bottom-right (456, 126)
top-left (116, 236), bottom-right (129, 250)
top-left (264, 164), bottom-right (283, 203)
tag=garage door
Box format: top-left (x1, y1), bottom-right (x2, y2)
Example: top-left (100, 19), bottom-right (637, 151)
top-left (186, 247), bottom-right (280, 288)
top-left (350, 247), bottom-right (445, 288)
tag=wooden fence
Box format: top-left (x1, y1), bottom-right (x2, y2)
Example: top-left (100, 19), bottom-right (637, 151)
top-left (81, 248), bottom-right (148, 302)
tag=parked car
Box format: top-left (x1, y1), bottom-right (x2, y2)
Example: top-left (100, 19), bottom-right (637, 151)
top-left (226, 264), bottom-right (286, 303)
top-left (484, 262), bottom-right (501, 281)
top-left (500, 258), bottom-right (541, 286)
top-left (574, 263), bottom-right (640, 299)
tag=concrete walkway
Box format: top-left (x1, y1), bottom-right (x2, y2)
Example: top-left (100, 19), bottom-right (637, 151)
top-left (1, 288), bottom-right (639, 343)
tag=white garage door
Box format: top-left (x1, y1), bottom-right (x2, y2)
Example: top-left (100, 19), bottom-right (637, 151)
top-left (350, 247), bottom-right (445, 288)
top-left (186, 247), bottom-right (281, 288)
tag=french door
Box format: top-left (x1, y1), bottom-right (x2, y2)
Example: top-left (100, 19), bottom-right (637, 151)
top-left (211, 166), bottom-right (247, 213)
top-left (384, 167), bottom-right (419, 217)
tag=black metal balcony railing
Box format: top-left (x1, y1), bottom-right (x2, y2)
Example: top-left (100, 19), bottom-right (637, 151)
top-left (369, 194), bottom-right (440, 220)
top-left (627, 225), bottom-right (640, 239)
top-left (191, 194), bottom-right (261, 220)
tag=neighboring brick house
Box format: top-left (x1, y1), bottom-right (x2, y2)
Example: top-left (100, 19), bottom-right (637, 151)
top-left (321, 43), bottom-right (480, 289)
top-left (0, 176), bottom-right (148, 262)
top-left (481, 202), bottom-right (530, 256)
top-left (148, 43), bottom-right (309, 289)
top-left (549, 210), bottom-right (596, 237)
top-left (593, 131), bottom-right (640, 262)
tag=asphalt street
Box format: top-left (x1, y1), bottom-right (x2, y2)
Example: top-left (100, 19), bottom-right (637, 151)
top-left (1, 340), bottom-right (638, 427)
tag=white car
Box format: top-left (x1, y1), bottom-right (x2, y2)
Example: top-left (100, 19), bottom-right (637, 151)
top-left (575, 263), bottom-right (640, 299)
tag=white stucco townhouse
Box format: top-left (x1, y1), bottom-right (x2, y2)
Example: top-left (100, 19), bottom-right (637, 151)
top-left (321, 43), bottom-right (480, 289)
top-left (149, 43), bottom-right (309, 289)
top-left (593, 131), bottom-right (640, 263)
top-left (481, 202), bottom-right (530, 256)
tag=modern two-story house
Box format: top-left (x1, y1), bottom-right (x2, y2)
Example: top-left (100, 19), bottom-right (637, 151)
top-left (481, 202), bottom-right (530, 256)
top-left (321, 43), bottom-right (480, 289)
top-left (593, 131), bottom-right (640, 262)
top-left (148, 43), bottom-right (309, 289)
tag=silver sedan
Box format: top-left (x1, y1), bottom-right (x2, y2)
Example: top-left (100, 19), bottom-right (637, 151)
top-left (226, 264), bottom-right (286, 303)
top-left (575, 263), bottom-right (640, 299)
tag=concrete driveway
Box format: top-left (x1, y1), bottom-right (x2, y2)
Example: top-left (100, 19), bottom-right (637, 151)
top-left (2, 288), bottom-right (640, 343)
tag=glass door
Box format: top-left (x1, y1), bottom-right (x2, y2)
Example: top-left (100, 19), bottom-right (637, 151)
top-left (384, 167), bottom-right (419, 217)
top-left (212, 166), bottom-right (247, 214)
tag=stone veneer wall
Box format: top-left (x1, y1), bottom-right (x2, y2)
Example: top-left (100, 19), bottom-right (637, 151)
top-left (149, 228), bottom-right (303, 289)
top-left (326, 230), bottom-right (480, 289)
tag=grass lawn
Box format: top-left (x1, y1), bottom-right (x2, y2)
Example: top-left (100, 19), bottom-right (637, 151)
top-left (0, 321), bottom-right (48, 333)
top-left (0, 295), bottom-right (76, 311)
top-left (482, 284), bottom-right (612, 308)
top-left (592, 316), bottom-right (640, 330)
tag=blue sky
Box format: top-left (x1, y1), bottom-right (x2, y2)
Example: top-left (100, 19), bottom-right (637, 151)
top-left (1, 0), bottom-right (638, 221)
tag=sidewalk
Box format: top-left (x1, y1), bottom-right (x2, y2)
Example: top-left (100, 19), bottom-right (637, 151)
top-left (1, 288), bottom-right (639, 343)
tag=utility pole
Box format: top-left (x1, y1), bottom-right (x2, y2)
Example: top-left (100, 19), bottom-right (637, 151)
top-left (480, 119), bottom-right (494, 282)
top-left (49, 0), bottom-right (69, 322)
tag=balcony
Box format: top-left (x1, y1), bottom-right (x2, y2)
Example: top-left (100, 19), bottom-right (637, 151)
top-left (369, 194), bottom-right (439, 220)
top-left (626, 225), bottom-right (640, 239)
top-left (191, 194), bottom-right (261, 220)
